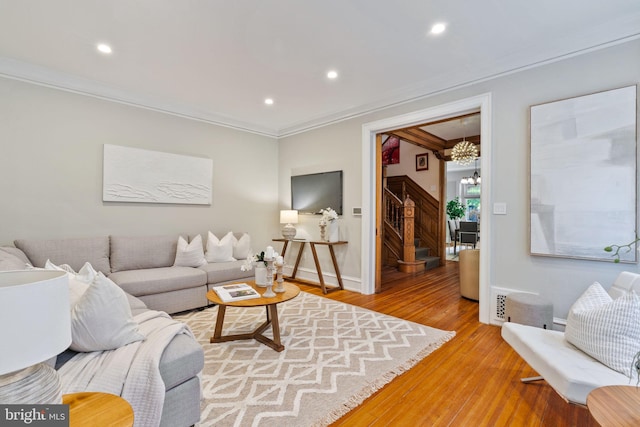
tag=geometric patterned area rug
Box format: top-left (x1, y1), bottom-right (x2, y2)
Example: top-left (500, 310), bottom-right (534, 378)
top-left (174, 292), bottom-right (455, 427)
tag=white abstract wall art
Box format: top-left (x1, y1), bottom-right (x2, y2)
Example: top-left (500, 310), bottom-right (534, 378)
top-left (103, 144), bottom-right (212, 205)
top-left (530, 85), bottom-right (637, 262)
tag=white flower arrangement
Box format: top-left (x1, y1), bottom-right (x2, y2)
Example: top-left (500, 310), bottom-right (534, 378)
top-left (240, 250), bottom-right (266, 272)
top-left (240, 249), bottom-right (280, 271)
top-left (319, 207), bottom-right (338, 224)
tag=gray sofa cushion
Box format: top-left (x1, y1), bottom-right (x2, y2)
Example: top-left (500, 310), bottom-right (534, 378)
top-left (14, 237), bottom-right (111, 273)
top-left (110, 235), bottom-right (179, 273)
top-left (198, 260), bottom-right (254, 284)
top-left (0, 246), bottom-right (30, 271)
top-left (160, 333), bottom-right (204, 390)
top-left (126, 293), bottom-right (149, 316)
top-left (109, 266), bottom-right (207, 297)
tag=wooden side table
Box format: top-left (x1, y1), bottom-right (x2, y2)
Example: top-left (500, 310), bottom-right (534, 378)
top-left (272, 238), bottom-right (307, 279)
top-left (587, 385), bottom-right (640, 426)
top-left (273, 239), bottom-right (347, 294)
top-left (63, 392), bottom-right (134, 427)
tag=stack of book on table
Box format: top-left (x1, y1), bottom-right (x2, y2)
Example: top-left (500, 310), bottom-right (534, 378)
top-left (213, 283), bottom-right (261, 302)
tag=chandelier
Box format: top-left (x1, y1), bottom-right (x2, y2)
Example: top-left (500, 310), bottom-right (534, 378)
top-left (461, 170), bottom-right (481, 185)
top-left (461, 159), bottom-right (481, 185)
top-left (451, 140), bottom-right (478, 165)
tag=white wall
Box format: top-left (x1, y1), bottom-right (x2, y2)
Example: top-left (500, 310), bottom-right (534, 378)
top-left (280, 38), bottom-right (640, 318)
top-left (386, 139), bottom-right (440, 200)
top-left (277, 120), bottom-right (362, 288)
top-left (2, 39), bottom-right (638, 319)
top-left (0, 78), bottom-right (280, 251)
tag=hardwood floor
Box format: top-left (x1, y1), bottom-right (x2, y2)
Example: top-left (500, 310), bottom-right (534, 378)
top-left (296, 261), bottom-right (599, 427)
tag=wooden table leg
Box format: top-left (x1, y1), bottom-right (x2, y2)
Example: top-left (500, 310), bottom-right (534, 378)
top-left (280, 240), bottom-right (290, 257)
top-left (290, 242), bottom-right (305, 279)
top-left (309, 242), bottom-right (326, 293)
top-left (211, 303), bottom-right (285, 351)
top-left (269, 304), bottom-right (282, 349)
top-left (210, 304), bottom-right (227, 343)
top-left (253, 304), bottom-right (284, 352)
top-left (328, 245), bottom-right (345, 290)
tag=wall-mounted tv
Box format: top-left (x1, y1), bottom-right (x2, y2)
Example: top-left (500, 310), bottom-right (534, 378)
top-left (291, 170), bottom-right (343, 215)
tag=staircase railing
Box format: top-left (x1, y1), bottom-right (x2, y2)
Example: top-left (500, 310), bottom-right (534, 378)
top-left (384, 187), bottom-right (404, 237)
top-left (383, 188), bottom-right (417, 265)
top-left (387, 175), bottom-right (441, 259)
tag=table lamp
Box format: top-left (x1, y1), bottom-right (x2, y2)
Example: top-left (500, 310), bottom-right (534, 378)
top-left (0, 270), bottom-right (71, 404)
top-left (280, 210), bottom-right (298, 240)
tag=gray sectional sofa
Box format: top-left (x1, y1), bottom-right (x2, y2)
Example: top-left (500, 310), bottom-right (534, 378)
top-left (1, 233), bottom-right (255, 427)
top-left (13, 233), bottom-right (254, 314)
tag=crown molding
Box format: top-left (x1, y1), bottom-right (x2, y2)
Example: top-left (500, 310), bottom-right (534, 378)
top-left (2, 32), bottom-right (640, 140)
top-left (0, 57), bottom-right (279, 139)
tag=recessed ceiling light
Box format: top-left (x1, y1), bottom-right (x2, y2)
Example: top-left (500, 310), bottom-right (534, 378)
top-left (97, 43), bottom-right (112, 54)
top-left (264, 98), bottom-right (274, 105)
top-left (327, 70), bottom-right (338, 79)
top-left (430, 23), bottom-right (446, 35)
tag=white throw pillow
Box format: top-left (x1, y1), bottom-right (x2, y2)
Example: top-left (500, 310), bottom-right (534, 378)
top-left (232, 233), bottom-right (251, 260)
top-left (173, 235), bottom-right (207, 267)
top-left (44, 259), bottom-right (75, 274)
top-left (44, 260), bottom-right (97, 308)
top-left (70, 272), bottom-right (145, 352)
top-left (565, 282), bottom-right (640, 377)
top-left (205, 231), bottom-right (236, 263)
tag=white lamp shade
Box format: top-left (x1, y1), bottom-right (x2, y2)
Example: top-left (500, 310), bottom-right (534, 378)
top-left (280, 210), bottom-right (299, 224)
top-left (0, 270), bottom-right (71, 375)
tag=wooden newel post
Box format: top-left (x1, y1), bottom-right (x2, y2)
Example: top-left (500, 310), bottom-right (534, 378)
top-left (403, 196), bottom-right (415, 263)
top-left (397, 195), bottom-right (424, 273)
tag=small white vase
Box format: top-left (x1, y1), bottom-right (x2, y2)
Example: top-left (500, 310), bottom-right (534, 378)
top-left (254, 264), bottom-right (267, 287)
top-left (328, 220), bottom-right (339, 242)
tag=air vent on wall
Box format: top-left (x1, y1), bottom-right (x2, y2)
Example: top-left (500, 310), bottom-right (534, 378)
top-left (495, 294), bottom-right (507, 320)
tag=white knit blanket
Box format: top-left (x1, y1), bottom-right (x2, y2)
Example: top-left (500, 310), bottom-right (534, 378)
top-left (59, 310), bottom-right (193, 427)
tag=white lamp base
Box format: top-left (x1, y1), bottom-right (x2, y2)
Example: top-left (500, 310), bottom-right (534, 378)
top-left (282, 224), bottom-right (297, 240)
top-left (0, 363), bottom-right (62, 404)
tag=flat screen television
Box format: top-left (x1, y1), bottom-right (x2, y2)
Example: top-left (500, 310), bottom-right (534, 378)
top-left (291, 171), bottom-right (343, 215)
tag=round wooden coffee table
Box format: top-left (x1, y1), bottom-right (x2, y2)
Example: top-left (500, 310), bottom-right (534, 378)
top-left (206, 280), bottom-right (300, 352)
top-left (587, 385), bottom-right (640, 426)
top-left (63, 392), bottom-right (133, 427)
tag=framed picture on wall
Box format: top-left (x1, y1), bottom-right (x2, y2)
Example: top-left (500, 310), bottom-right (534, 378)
top-left (415, 153), bottom-right (428, 171)
top-left (382, 135), bottom-right (400, 165)
top-left (530, 85), bottom-right (637, 262)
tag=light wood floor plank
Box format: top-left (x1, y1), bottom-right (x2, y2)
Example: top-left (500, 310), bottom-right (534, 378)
top-left (295, 261), bottom-right (598, 426)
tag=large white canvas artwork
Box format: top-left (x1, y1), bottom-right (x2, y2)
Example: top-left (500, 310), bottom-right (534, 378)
top-left (103, 144), bottom-right (212, 205)
top-left (530, 86), bottom-right (637, 262)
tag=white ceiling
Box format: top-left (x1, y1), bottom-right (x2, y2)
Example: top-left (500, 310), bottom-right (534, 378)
top-left (421, 114), bottom-right (481, 141)
top-left (1, 1), bottom-right (639, 138)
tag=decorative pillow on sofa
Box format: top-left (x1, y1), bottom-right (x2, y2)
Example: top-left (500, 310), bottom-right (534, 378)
top-left (70, 272), bottom-right (145, 352)
top-left (232, 233), bottom-right (251, 260)
top-left (0, 246), bottom-right (30, 271)
top-left (174, 235), bottom-right (207, 267)
top-left (44, 260), bottom-right (97, 308)
top-left (205, 231), bottom-right (236, 263)
top-left (564, 282), bottom-right (640, 377)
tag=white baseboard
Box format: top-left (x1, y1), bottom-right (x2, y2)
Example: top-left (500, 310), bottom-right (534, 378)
top-left (283, 265), bottom-right (361, 292)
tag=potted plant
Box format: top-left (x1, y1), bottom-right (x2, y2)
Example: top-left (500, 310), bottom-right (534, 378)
top-left (446, 197), bottom-right (466, 220)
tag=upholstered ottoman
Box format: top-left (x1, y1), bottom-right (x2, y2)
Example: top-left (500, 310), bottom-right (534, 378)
top-left (505, 292), bottom-right (553, 329)
top-left (459, 249), bottom-right (479, 300)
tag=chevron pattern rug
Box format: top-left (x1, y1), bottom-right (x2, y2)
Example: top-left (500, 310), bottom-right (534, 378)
top-left (174, 291), bottom-right (455, 427)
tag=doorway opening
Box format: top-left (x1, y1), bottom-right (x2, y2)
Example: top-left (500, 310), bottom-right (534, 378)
top-left (361, 93), bottom-right (492, 323)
